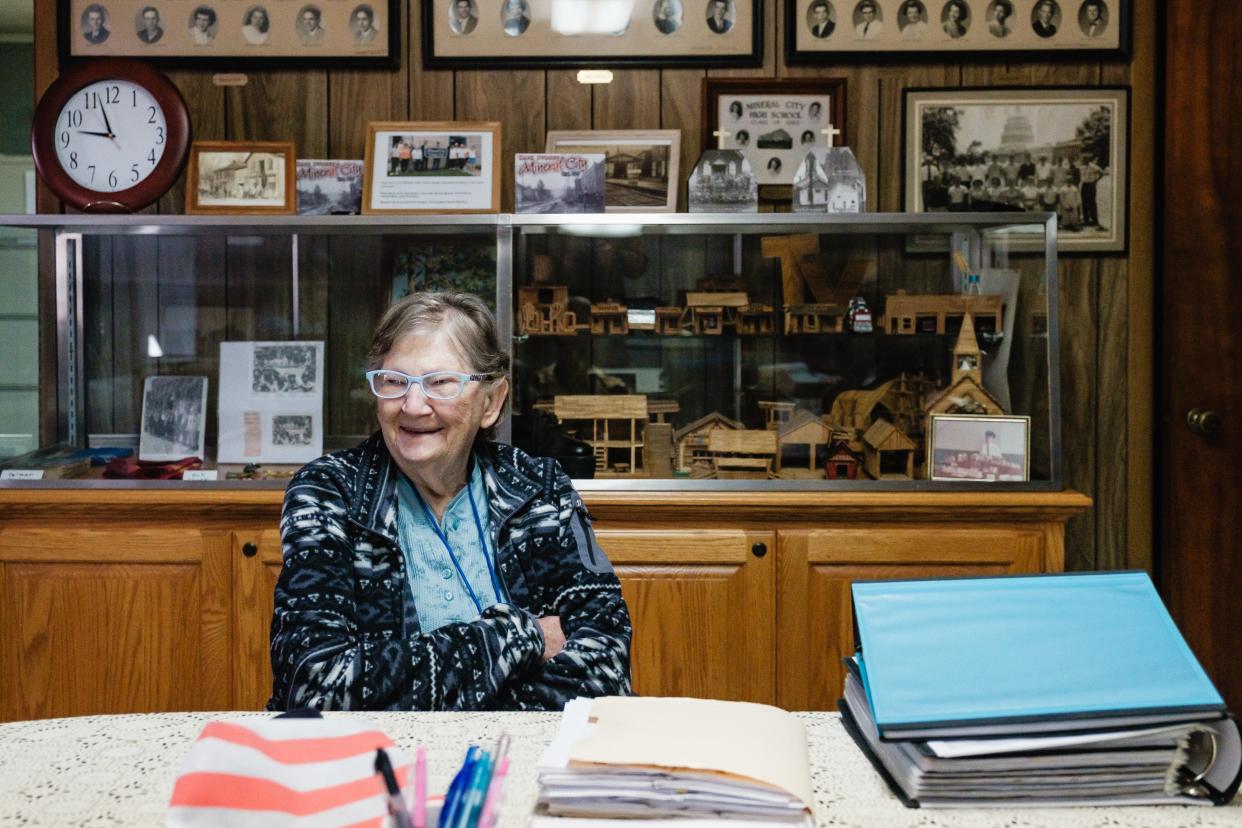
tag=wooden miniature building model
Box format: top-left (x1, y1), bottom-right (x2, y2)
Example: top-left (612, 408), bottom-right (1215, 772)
top-left (655, 307), bottom-right (683, 335)
top-left (778, 409), bottom-right (832, 472)
top-left (554, 394), bottom-right (648, 475)
top-left (785, 303), bottom-right (845, 334)
top-left (862, 419), bottom-right (916, 480)
top-left (824, 441), bottom-right (862, 480)
top-left (882, 291), bottom-right (1003, 336)
top-left (708, 429), bottom-right (779, 479)
top-left (684, 291), bottom-right (749, 335)
top-left (951, 313), bottom-right (984, 385)
top-left (518, 285), bottom-right (577, 336)
top-left (642, 422), bottom-right (674, 478)
top-left (673, 411), bottom-right (743, 474)
top-left (736, 304), bottom-right (777, 335)
top-left (759, 401), bottom-right (796, 431)
top-left (923, 314), bottom-right (1005, 417)
top-left (590, 302), bottom-right (629, 335)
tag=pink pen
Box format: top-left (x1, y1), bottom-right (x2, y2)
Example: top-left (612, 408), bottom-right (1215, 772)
top-left (414, 745), bottom-right (428, 828)
top-left (476, 755), bottom-right (509, 828)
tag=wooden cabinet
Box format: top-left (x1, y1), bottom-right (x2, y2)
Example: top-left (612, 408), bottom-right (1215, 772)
top-left (0, 488), bottom-right (1090, 720)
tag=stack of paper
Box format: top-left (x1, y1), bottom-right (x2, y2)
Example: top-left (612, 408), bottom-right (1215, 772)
top-left (840, 572), bottom-right (1242, 808)
top-left (537, 696), bottom-right (814, 823)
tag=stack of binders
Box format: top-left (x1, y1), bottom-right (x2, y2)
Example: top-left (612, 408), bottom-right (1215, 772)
top-left (840, 572), bottom-right (1242, 807)
top-left (537, 696), bottom-right (814, 823)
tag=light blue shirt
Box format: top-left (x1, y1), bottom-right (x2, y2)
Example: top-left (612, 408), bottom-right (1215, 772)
top-left (395, 462), bottom-right (502, 633)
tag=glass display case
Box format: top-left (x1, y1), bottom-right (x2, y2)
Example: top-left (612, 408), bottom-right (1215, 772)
top-left (0, 212), bottom-right (1060, 489)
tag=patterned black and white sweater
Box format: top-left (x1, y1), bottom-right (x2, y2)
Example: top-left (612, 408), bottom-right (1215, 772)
top-left (268, 433), bottom-right (632, 712)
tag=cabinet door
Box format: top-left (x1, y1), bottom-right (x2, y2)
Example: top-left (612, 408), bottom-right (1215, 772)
top-left (776, 526), bottom-right (1045, 711)
top-left (0, 527), bottom-right (231, 721)
top-left (233, 529), bottom-right (284, 711)
top-left (597, 529), bottom-right (775, 704)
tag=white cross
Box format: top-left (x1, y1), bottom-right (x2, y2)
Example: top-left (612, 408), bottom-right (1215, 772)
top-left (713, 128), bottom-right (731, 145)
top-left (822, 122), bottom-right (842, 146)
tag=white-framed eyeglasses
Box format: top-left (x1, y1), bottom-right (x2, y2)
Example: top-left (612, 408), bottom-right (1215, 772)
top-left (365, 369), bottom-right (494, 401)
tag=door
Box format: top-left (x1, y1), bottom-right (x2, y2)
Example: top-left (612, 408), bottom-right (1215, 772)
top-left (233, 529), bottom-right (284, 710)
top-left (1161, 0), bottom-right (1242, 713)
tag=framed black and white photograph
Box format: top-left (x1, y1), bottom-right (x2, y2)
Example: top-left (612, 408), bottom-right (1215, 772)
top-left (139, 375), bottom-right (208, 461)
top-left (362, 121), bottom-right (501, 214)
top-left (688, 150), bottom-right (757, 213)
top-left (63, 0), bottom-right (398, 66)
top-left (904, 86), bottom-right (1130, 253)
top-left (545, 130), bottom-right (681, 213)
top-left (786, 0), bottom-right (1128, 62)
top-left (515, 153), bottom-right (606, 213)
top-left (217, 341), bottom-right (324, 464)
top-left (703, 78), bottom-right (848, 187)
top-left (423, 0), bottom-right (762, 68)
top-left (928, 413), bottom-right (1030, 481)
top-left (185, 141), bottom-right (296, 215)
top-left (296, 159), bottom-right (364, 214)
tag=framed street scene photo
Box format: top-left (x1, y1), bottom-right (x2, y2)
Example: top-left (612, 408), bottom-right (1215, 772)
top-left (903, 86), bottom-right (1130, 253)
top-left (545, 130), bottom-right (681, 213)
top-left (786, 0), bottom-right (1128, 62)
top-left (423, 0), bottom-right (762, 68)
top-left (703, 78), bottom-right (847, 186)
top-left (63, 0), bottom-right (399, 66)
top-left (928, 414), bottom-right (1030, 481)
top-left (296, 159), bottom-right (364, 215)
top-left (363, 121), bottom-right (501, 214)
top-left (139, 375), bottom-right (208, 461)
top-left (185, 141), bottom-right (296, 215)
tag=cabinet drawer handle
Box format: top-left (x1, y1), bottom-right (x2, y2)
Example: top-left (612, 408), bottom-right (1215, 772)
top-left (242, 542), bottom-right (259, 558)
top-left (751, 542), bottom-right (767, 558)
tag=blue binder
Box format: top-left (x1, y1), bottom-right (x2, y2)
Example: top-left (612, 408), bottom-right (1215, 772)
top-left (851, 571), bottom-right (1226, 739)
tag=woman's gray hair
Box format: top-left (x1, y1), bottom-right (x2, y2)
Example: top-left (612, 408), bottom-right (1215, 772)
top-left (367, 291), bottom-right (508, 381)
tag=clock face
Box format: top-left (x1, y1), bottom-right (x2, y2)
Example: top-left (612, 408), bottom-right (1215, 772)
top-left (53, 80), bottom-right (168, 194)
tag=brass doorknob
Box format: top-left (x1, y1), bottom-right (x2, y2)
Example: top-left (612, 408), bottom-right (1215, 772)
top-left (1186, 408), bottom-right (1221, 436)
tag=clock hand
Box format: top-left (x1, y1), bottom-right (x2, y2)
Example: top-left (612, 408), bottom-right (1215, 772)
top-left (76, 130), bottom-right (114, 138)
top-left (100, 103), bottom-right (115, 138)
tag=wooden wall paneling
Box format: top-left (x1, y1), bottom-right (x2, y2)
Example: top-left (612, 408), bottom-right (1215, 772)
top-left (1094, 257), bottom-right (1128, 571)
top-left (408, 0), bottom-right (455, 119)
top-left (33, 0), bottom-right (59, 214)
top-left (83, 238), bottom-right (114, 433)
top-left (1057, 259), bottom-right (1099, 570)
top-left (661, 70), bottom-right (705, 211)
top-left (545, 72), bottom-right (592, 133)
top-left (708, 0), bottom-right (776, 78)
top-left (225, 236), bottom-right (294, 341)
top-left (109, 236), bottom-right (162, 435)
top-left (160, 73), bottom-right (226, 214)
top-left (227, 72), bottom-right (329, 157)
top-left (593, 71), bottom-right (662, 129)
top-left (328, 7), bottom-right (411, 158)
top-left (456, 70), bottom-right (546, 211)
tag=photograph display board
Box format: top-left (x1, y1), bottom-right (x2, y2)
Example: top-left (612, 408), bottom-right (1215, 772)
top-left (64, 0), bottom-right (399, 64)
top-left (363, 121), bottom-right (501, 214)
top-left (139, 375), bottom-right (208, 461)
top-left (423, 0), bottom-right (762, 67)
top-left (703, 78), bottom-right (847, 186)
top-left (218, 341), bottom-right (324, 464)
top-left (903, 86), bottom-right (1129, 253)
top-left (786, 0), bottom-right (1128, 61)
top-left (544, 130), bottom-right (681, 212)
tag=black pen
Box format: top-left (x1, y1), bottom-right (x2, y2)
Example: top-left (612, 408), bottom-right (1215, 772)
top-left (376, 747), bottom-right (415, 828)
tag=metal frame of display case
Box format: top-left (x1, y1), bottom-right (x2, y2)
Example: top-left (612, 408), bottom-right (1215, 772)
top-left (0, 212), bottom-right (1060, 491)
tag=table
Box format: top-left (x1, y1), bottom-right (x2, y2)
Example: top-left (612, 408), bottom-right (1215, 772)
top-left (0, 711), bottom-right (1239, 827)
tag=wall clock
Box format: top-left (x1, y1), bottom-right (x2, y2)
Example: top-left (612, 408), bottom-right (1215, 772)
top-left (32, 59), bottom-right (191, 213)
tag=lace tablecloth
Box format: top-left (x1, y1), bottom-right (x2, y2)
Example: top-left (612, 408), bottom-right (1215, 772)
top-left (0, 711), bottom-right (1239, 827)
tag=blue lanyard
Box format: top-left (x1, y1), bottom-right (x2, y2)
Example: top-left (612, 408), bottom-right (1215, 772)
top-left (409, 476), bottom-right (505, 615)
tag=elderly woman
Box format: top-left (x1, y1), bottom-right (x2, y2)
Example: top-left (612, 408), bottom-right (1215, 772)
top-left (269, 292), bottom-right (632, 711)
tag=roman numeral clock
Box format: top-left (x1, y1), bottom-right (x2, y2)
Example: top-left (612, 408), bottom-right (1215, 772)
top-left (32, 59), bottom-right (190, 212)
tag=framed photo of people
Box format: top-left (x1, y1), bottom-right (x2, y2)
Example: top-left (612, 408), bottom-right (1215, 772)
top-left (363, 121), bottom-right (502, 215)
top-left (62, 0), bottom-right (398, 66)
top-left (785, 0), bottom-right (1129, 62)
top-left (903, 86), bottom-right (1130, 253)
top-left (702, 78), bottom-right (847, 187)
top-left (422, 0), bottom-right (763, 68)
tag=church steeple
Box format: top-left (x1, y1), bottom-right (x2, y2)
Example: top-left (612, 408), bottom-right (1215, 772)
top-left (952, 313), bottom-right (983, 385)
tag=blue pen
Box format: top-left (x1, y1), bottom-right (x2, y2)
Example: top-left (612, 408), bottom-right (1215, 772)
top-left (457, 752), bottom-right (494, 828)
top-left (438, 746), bottom-right (479, 828)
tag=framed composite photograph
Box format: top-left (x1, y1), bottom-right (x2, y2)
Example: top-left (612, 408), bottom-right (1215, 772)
top-left (545, 130), bottom-right (681, 213)
top-left (786, 0), bottom-right (1129, 63)
top-left (903, 86), bottom-right (1130, 253)
top-left (422, 0), bottom-right (762, 68)
top-left (139, 375), bottom-right (208, 462)
top-left (928, 413), bottom-right (1031, 481)
top-left (363, 121), bottom-right (502, 215)
top-left (62, 0), bottom-right (399, 66)
top-left (703, 77), bottom-right (848, 187)
top-left (185, 141), bottom-right (296, 215)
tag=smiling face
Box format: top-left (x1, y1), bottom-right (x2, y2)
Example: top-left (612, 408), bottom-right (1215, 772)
top-left (252, 8), bottom-right (267, 26)
top-left (354, 9), bottom-right (371, 28)
top-left (947, 2), bottom-right (961, 20)
top-left (87, 10), bottom-right (103, 30)
top-left (454, 0), bottom-right (471, 20)
top-left (301, 9), bottom-right (318, 29)
top-left (375, 329), bottom-right (506, 488)
top-left (904, 3), bottom-right (920, 21)
top-left (1084, 2), bottom-right (1099, 21)
top-left (812, 4), bottom-right (828, 24)
top-left (194, 11), bottom-right (210, 29)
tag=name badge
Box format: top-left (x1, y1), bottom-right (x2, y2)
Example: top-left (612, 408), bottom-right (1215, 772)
top-left (1, 469), bottom-right (44, 480)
